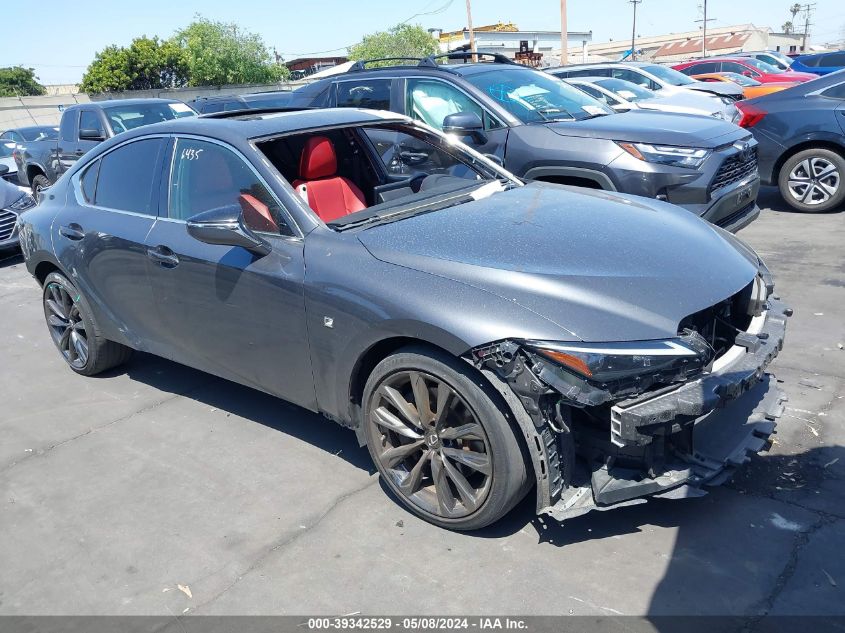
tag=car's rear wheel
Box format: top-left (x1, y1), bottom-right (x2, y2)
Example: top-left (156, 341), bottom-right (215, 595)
top-left (362, 347), bottom-right (529, 530)
top-left (42, 272), bottom-right (132, 376)
top-left (778, 148), bottom-right (845, 212)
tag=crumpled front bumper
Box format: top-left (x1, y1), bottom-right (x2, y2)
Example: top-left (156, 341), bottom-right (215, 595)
top-left (543, 299), bottom-right (791, 521)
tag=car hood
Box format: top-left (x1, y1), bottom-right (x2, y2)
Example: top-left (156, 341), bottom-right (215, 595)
top-left (685, 81), bottom-right (744, 97)
top-left (544, 109), bottom-right (744, 146)
top-left (357, 182), bottom-right (759, 342)
top-left (0, 178), bottom-right (25, 209)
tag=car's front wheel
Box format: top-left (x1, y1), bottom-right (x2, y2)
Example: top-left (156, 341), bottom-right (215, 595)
top-left (31, 174), bottom-right (51, 197)
top-left (363, 347), bottom-right (530, 530)
top-left (42, 272), bottom-right (132, 376)
top-left (778, 148), bottom-right (845, 212)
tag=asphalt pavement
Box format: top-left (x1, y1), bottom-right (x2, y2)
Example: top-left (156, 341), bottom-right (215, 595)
top-left (0, 187), bottom-right (842, 619)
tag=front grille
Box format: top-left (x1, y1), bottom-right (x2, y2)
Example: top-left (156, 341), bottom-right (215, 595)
top-left (0, 210), bottom-right (17, 241)
top-left (711, 146), bottom-right (758, 193)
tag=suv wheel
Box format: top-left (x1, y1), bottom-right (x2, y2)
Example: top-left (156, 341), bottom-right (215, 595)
top-left (42, 272), bottom-right (133, 376)
top-left (778, 148), bottom-right (845, 212)
top-left (362, 346), bottom-right (529, 530)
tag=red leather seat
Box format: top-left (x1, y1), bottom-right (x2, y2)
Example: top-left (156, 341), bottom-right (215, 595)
top-left (292, 136), bottom-right (366, 222)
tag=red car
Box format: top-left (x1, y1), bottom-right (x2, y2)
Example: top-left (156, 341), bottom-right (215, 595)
top-left (672, 57), bottom-right (817, 84)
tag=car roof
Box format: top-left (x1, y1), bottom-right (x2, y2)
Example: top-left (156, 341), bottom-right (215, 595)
top-left (550, 61), bottom-right (654, 70)
top-left (794, 50), bottom-right (844, 60)
top-left (4, 125), bottom-right (57, 133)
top-left (106, 107), bottom-right (409, 145)
top-left (67, 98), bottom-right (185, 110)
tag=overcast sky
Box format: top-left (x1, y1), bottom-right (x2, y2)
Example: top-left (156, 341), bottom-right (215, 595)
top-left (2, 0), bottom-right (844, 84)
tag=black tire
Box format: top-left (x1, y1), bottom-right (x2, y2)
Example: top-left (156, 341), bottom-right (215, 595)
top-left (362, 346), bottom-right (529, 530)
top-left (777, 148), bottom-right (845, 212)
top-left (42, 272), bottom-right (132, 376)
top-left (31, 174), bottom-right (51, 197)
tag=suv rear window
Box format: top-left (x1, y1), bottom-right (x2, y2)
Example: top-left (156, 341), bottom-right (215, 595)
top-left (335, 79), bottom-right (392, 110)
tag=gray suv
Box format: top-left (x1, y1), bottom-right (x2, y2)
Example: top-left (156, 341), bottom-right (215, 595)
top-left (293, 55), bottom-right (760, 232)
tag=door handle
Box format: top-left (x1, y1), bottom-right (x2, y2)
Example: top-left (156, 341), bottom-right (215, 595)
top-left (59, 223), bottom-right (84, 240)
top-left (146, 245), bottom-right (179, 268)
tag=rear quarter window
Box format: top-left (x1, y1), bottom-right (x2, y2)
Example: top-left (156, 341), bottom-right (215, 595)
top-left (94, 138), bottom-right (162, 214)
top-left (335, 79), bottom-right (392, 109)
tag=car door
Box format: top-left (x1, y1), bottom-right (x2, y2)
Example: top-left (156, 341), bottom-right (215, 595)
top-left (402, 77), bottom-right (509, 162)
top-left (143, 136), bottom-right (315, 408)
top-left (52, 136), bottom-right (166, 349)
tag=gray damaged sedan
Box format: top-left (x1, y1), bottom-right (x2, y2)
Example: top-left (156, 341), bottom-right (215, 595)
top-left (18, 108), bottom-right (791, 530)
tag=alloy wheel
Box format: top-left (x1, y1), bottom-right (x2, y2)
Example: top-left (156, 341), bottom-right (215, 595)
top-left (44, 282), bottom-right (89, 369)
top-left (368, 370), bottom-right (493, 519)
top-left (787, 156), bottom-right (841, 206)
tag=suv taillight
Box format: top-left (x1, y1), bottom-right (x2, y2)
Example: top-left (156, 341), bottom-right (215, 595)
top-left (735, 102), bottom-right (766, 128)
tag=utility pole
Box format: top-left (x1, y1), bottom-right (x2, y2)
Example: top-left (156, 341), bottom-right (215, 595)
top-left (694, 0), bottom-right (716, 57)
top-left (560, 0), bottom-right (568, 66)
top-left (801, 3), bottom-right (816, 52)
top-left (465, 0), bottom-right (476, 54)
top-left (630, 0), bottom-right (641, 61)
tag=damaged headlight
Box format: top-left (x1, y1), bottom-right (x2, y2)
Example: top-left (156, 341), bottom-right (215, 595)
top-left (527, 332), bottom-right (713, 390)
top-left (617, 142), bottom-right (711, 169)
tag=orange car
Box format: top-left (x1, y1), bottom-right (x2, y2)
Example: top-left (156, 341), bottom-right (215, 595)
top-left (691, 72), bottom-right (798, 99)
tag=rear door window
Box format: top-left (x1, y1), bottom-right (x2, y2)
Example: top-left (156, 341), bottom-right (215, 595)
top-left (688, 62), bottom-right (718, 74)
top-left (94, 138), bottom-right (163, 214)
top-left (335, 79), bottom-right (392, 109)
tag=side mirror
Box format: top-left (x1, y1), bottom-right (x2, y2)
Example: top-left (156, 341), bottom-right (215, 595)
top-left (79, 128), bottom-right (105, 141)
top-left (186, 205), bottom-right (271, 257)
top-left (442, 112), bottom-right (488, 145)
top-left (0, 165), bottom-right (8, 177)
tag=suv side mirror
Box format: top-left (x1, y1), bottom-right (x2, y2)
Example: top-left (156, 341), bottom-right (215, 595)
top-left (442, 112), bottom-right (488, 145)
top-left (187, 205), bottom-right (271, 257)
top-left (79, 128), bottom-right (105, 141)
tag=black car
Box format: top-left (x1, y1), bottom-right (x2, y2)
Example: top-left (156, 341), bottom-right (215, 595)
top-left (736, 69), bottom-right (845, 212)
top-left (19, 107), bottom-right (789, 530)
top-left (188, 91), bottom-right (294, 114)
top-left (290, 53), bottom-right (761, 233)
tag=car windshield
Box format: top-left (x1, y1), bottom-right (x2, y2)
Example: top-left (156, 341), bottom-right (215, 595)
top-left (641, 64), bottom-right (696, 86)
top-left (20, 126), bottom-right (59, 141)
top-left (463, 67), bottom-right (613, 123)
top-left (741, 58), bottom-right (782, 73)
top-left (103, 102), bottom-right (196, 134)
top-left (594, 78), bottom-right (654, 101)
top-left (245, 94), bottom-right (293, 109)
top-left (720, 72), bottom-right (761, 87)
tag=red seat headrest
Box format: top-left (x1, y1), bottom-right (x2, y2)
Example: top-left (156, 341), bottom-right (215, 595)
top-left (299, 136), bottom-right (337, 180)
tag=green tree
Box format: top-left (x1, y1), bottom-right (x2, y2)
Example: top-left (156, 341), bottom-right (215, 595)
top-left (0, 66), bottom-right (46, 97)
top-left (173, 17), bottom-right (288, 86)
top-left (782, 21), bottom-right (794, 34)
top-left (80, 37), bottom-right (188, 93)
top-left (348, 23), bottom-right (439, 65)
